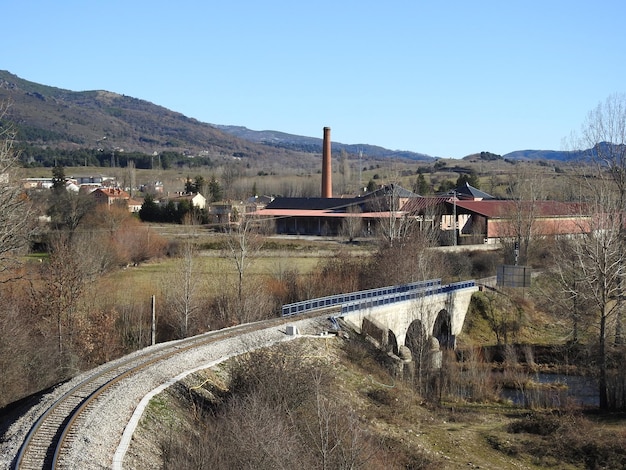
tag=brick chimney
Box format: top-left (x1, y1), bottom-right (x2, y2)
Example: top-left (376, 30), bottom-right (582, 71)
top-left (322, 127), bottom-right (332, 198)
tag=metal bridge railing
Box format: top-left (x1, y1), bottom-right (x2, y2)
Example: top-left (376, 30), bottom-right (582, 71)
top-left (340, 280), bottom-right (476, 315)
top-left (281, 279), bottom-right (479, 317)
top-left (281, 279), bottom-right (442, 317)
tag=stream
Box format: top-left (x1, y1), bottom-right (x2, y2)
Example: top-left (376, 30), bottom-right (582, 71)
top-left (501, 373), bottom-right (598, 407)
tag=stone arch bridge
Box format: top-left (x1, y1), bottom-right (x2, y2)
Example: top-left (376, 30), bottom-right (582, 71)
top-left (282, 279), bottom-right (478, 355)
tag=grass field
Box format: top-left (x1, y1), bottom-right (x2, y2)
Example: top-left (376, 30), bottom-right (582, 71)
top-left (106, 231), bottom-right (373, 312)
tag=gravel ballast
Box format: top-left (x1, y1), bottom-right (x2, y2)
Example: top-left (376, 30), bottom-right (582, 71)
top-left (0, 317), bottom-right (328, 469)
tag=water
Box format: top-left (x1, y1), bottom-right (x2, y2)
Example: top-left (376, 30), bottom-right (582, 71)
top-left (501, 373), bottom-right (598, 408)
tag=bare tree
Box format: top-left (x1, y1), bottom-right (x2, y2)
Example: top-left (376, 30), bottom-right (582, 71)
top-left (581, 94), bottom-right (626, 210)
top-left (580, 93), bottom-right (626, 344)
top-left (224, 215), bottom-right (264, 316)
top-left (37, 233), bottom-right (89, 374)
top-left (164, 239), bottom-right (202, 337)
top-left (221, 162), bottom-right (242, 199)
top-left (0, 103), bottom-right (31, 279)
top-left (303, 370), bottom-right (376, 470)
top-left (537, 255), bottom-right (594, 345)
top-left (551, 94), bottom-right (626, 410)
top-left (161, 219), bottom-right (205, 338)
top-left (501, 166), bottom-right (546, 265)
top-left (364, 223), bottom-right (440, 289)
top-left (554, 179), bottom-right (626, 409)
top-left (471, 289), bottom-right (521, 346)
top-left (338, 149), bottom-right (352, 195)
top-left (127, 159), bottom-right (136, 197)
top-left (47, 187), bottom-right (96, 236)
top-left (339, 205), bottom-right (363, 242)
top-left (371, 184), bottom-right (415, 248)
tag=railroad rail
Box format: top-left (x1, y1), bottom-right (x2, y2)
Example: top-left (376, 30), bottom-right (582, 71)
top-left (12, 316), bottom-right (301, 470)
top-left (13, 278), bottom-right (477, 468)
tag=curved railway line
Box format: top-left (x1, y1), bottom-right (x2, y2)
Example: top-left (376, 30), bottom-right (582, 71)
top-left (8, 277), bottom-right (474, 468)
top-left (11, 313), bottom-right (326, 469)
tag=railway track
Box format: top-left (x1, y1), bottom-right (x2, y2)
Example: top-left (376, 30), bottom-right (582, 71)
top-left (12, 315), bottom-right (314, 469)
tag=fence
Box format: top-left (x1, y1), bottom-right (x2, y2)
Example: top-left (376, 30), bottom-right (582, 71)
top-left (282, 278), bottom-right (478, 318)
top-left (281, 279), bottom-right (442, 316)
top-left (339, 280), bottom-right (476, 315)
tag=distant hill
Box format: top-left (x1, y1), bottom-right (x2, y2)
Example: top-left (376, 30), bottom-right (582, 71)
top-left (0, 70), bottom-right (302, 164)
top-left (213, 125), bottom-right (435, 162)
top-left (502, 149), bottom-right (588, 162)
top-left (0, 71), bottom-right (433, 168)
top-left (0, 70), bottom-right (598, 167)
top-left (462, 148), bottom-right (592, 163)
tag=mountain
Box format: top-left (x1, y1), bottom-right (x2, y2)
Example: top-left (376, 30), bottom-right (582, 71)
top-left (0, 70), bottom-right (596, 166)
top-left (212, 125), bottom-right (435, 161)
top-left (502, 149), bottom-right (588, 162)
top-left (0, 71), bottom-right (318, 167)
top-left (0, 71), bottom-right (433, 167)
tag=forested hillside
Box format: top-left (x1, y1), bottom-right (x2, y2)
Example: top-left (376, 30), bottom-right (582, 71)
top-left (0, 70), bottom-right (311, 168)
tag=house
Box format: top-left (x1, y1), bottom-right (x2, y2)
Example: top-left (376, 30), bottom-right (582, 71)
top-left (401, 183), bottom-right (591, 245)
top-left (91, 187), bottom-right (131, 207)
top-left (141, 181), bottom-right (164, 194)
top-left (441, 182), bottom-right (495, 201)
top-left (255, 178), bottom-right (593, 245)
top-left (246, 195), bottom-right (274, 210)
top-left (72, 175), bottom-right (117, 187)
top-left (127, 198), bottom-right (144, 213)
top-left (451, 200), bottom-right (591, 244)
top-left (363, 183), bottom-right (421, 210)
top-left (22, 177), bottom-right (53, 189)
top-left (207, 201), bottom-right (238, 224)
top-left (258, 197), bottom-right (363, 235)
top-left (167, 192), bottom-right (207, 210)
top-left (255, 184), bottom-right (421, 236)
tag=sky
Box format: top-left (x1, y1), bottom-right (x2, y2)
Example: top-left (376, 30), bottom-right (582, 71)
top-left (4, 1), bottom-right (626, 158)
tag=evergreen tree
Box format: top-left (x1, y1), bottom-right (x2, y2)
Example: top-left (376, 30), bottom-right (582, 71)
top-left (437, 180), bottom-right (455, 193)
top-left (456, 172), bottom-right (480, 189)
top-left (194, 175), bottom-right (207, 195)
top-left (51, 165), bottom-right (66, 193)
top-left (164, 201), bottom-right (178, 223)
top-left (208, 176), bottom-right (223, 202)
top-left (412, 171), bottom-right (430, 195)
top-left (177, 199), bottom-right (192, 222)
top-left (184, 176), bottom-right (194, 193)
top-left (139, 195), bottom-right (161, 222)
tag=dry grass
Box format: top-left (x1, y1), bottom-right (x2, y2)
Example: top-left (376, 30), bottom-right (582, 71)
top-left (125, 330), bottom-right (626, 470)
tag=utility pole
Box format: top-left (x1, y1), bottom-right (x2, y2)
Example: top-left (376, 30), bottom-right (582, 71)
top-left (359, 149), bottom-right (363, 194)
top-left (151, 295), bottom-right (156, 346)
top-left (452, 190), bottom-right (457, 246)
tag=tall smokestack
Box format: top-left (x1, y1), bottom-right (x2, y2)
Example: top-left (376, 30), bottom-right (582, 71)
top-left (322, 126), bottom-right (332, 198)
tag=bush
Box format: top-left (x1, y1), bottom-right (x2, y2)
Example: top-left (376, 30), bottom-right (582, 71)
top-left (507, 410), bottom-right (626, 468)
top-left (228, 343), bottom-right (322, 411)
top-left (508, 411), bottom-right (562, 436)
top-left (160, 341), bottom-right (388, 469)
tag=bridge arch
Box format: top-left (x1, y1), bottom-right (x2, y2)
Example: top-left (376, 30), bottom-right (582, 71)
top-left (405, 319), bottom-right (427, 362)
top-left (388, 329), bottom-right (399, 356)
top-left (432, 309), bottom-right (454, 349)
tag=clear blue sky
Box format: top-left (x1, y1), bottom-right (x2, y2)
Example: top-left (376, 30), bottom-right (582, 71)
top-left (4, 1), bottom-right (626, 158)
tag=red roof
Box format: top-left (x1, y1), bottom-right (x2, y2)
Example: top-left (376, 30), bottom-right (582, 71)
top-left (455, 200), bottom-right (587, 218)
top-left (93, 187), bottom-right (129, 198)
top-left (253, 209), bottom-right (400, 218)
top-left (402, 196), bottom-right (449, 212)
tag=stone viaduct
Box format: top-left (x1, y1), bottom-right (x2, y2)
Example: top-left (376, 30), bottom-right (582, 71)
top-left (282, 279), bottom-right (478, 356)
